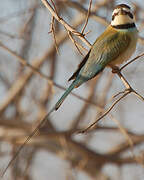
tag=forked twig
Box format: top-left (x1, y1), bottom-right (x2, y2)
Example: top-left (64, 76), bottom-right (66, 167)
top-left (49, 16), bottom-right (59, 54)
top-left (79, 65), bottom-right (144, 133)
top-left (67, 31), bottom-right (85, 55)
top-left (78, 91), bottom-right (129, 133)
top-left (41, 0), bottom-right (91, 47)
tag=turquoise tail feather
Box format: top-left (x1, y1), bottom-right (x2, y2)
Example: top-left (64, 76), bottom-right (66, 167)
top-left (1, 79), bottom-right (85, 176)
top-left (40, 78), bottom-right (84, 119)
top-left (55, 78), bottom-right (83, 110)
top-left (1, 78), bottom-right (85, 177)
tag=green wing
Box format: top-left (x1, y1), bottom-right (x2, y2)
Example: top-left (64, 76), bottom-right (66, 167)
top-left (68, 50), bottom-right (91, 81)
top-left (90, 29), bottom-right (131, 66)
top-left (79, 29), bottom-right (131, 79)
top-left (69, 27), bottom-right (131, 81)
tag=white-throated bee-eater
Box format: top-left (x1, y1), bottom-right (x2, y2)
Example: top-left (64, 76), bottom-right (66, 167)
top-left (54, 3), bottom-right (138, 110)
top-left (2, 4), bottom-right (138, 175)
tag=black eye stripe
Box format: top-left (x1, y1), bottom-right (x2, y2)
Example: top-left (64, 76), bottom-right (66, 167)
top-left (112, 12), bottom-right (119, 20)
top-left (122, 11), bottom-right (133, 19)
top-left (127, 11), bottom-right (133, 19)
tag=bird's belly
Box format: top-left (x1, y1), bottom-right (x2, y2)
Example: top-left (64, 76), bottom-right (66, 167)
top-left (108, 40), bottom-right (137, 67)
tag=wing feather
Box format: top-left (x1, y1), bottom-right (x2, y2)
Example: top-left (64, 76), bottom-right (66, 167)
top-left (68, 50), bottom-right (91, 81)
top-left (79, 28), bottom-right (131, 79)
top-left (68, 26), bottom-right (131, 81)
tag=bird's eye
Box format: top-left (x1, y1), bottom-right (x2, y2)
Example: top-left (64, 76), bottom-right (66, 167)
top-left (112, 15), bottom-right (115, 20)
top-left (112, 12), bottom-right (119, 21)
top-left (128, 12), bottom-right (133, 19)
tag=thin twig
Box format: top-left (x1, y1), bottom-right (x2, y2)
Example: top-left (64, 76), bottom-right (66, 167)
top-left (63, 0), bottom-right (144, 45)
top-left (133, 90), bottom-right (144, 101)
top-left (110, 115), bottom-right (134, 153)
top-left (120, 53), bottom-right (144, 71)
top-left (67, 31), bottom-right (85, 56)
top-left (0, 32), bottom-right (101, 112)
top-left (110, 115), bottom-right (144, 167)
top-left (79, 65), bottom-right (144, 133)
top-left (64, 0), bottom-right (109, 26)
top-left (0, 42), bottom-right (91, 105)
top-left (113, 67), bottom-right (144, 102)
top-left (0, 41), bottom-right (52, 87)
top-left (50, 0), bottom-right (59, 17)
top-left (41, 0), bottom-right (91, 48)
top-left (110, 90), bottom-right (127, 100)
top-left (78, 91), bottom-right (130, 133)
top-left (81, 0), bottom-right (92, 34)
top-left (49, 17), bottom-right (59, 54)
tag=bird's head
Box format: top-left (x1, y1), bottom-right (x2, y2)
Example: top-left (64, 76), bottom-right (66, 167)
top-left (111, 4), bottom-right (135, 26)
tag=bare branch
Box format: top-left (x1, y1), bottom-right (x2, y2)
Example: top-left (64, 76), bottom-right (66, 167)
top-left (78, 91), bottom-right (130, 133)
top-left (41, 0), bottom-right (91, 47)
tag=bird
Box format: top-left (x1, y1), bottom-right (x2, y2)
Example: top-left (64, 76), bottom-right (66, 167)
top-left (2, 4), bottom-right (138, 176)
top-left (54, 4), bottom-right (138, 110)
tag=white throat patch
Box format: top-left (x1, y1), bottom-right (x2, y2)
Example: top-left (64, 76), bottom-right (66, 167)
top-left (111, 7), bottom-right (134, 26)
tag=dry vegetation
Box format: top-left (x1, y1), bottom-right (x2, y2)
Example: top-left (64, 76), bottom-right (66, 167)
top-left (0, 0), bottom-right (144, 179)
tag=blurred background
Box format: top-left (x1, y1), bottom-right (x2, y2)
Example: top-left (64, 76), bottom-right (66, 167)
top-left (0, 0), bottom-right (144, 179)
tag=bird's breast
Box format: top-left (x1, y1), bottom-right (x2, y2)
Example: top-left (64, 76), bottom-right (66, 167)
top-left (108, 30), bottom-right (138, 66)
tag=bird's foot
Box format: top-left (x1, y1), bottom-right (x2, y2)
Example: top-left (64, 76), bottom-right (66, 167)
top-left (111, 66), bottom-right (120, 73)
